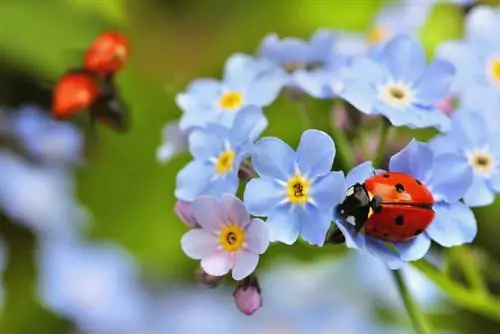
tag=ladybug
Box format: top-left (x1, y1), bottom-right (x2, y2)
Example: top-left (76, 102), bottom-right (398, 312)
top-left (331, 172), bottom-right (435, 244)
top-left (52, 70), bottom-right (128, 132)
top-left (84, 31), bottom-right (129, 76)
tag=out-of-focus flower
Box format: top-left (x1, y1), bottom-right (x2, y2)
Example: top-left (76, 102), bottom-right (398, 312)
top-left (156, 120), bottom-right (188, 163)
top-left (437, 6), bottom-right (500, 131)
top-left (335, 141), bottom-right (476, 269)
top-left (37, 239), bottom-right (150, 334)
top-left (175, 106), bottom-right (266, 201)
top-left (181, 194), bottom-right (269, 280)
top-left (233, 274), bottom-right (262, 315)
top-left (435, 95), bottom-right (454, 116)
top-left (0, 150), bottom-right (88, 240)
top-left (430, 111), bottom-right (500, 207)
top-left (341, 35), bottom-right (454, 131)
top-left (176, 54), bottom-right (284, 132)
top-left (174, 200), bottom-right (199, 228)
top-left (10, 105), bottom-right (83, 166)
top-left (244, 129), bottom-right (345, 246)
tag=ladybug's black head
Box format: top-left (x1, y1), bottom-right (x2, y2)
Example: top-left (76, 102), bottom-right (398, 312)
top-left (90, 77), bottom-right (129, 132)
top-left (337, 183), bottom-right (371, 232)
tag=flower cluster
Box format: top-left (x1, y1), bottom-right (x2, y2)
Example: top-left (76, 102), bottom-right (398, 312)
top-left (160, 2), bottom-right (499, 316)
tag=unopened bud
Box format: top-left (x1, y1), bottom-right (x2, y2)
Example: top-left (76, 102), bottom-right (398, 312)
top-left (174, 200), bottom-right (199, 228)
top-left (233, 275), bottom-right (262, 316)
top-left (435, 96), bottom-right (453, 116)
top-left (196, 267), bottom-right (224, 288)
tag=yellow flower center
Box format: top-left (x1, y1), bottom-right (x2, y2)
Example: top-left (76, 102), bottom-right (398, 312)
top-left (215, 149), bottom-right (235, 175)
top-left (467, 150), bottom-right (496, 175)
top-left (367, 26), bottom-right (390, 45)
top-left (488, 57), bottom-right (500, 84)
top-left (219, 91), bottom-right (244, 110)
top-left (219, 224), bottom-right (245, 252)
top-left (287, 174), bottom-right (310, 205)
top-left (284, 62), bottom-right (306, 73)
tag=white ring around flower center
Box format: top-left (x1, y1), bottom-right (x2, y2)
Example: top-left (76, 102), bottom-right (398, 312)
top-left (378, 82), bottom-right (414, 109)
top-left (466, 148), bottom-right (496, 176)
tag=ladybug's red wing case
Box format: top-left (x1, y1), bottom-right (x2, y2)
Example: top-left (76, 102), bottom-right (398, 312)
top-left (364, 204), bottom-right (435, 243)
top-left (364, 172), bottom-right (434, 205)
top-left (84, 32), bottom-right (129, 76)
top-left (52, 72), bottom-right (100, 118)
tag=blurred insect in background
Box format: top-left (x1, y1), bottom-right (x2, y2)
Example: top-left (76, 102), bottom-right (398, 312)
top-left (52, 31), bottom-right (130, 132)
top-left (329, 171), bottom-right (435, 244)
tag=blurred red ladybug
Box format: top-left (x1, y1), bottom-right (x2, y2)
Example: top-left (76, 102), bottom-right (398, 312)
top-left (84, 31), bottom-right (129, 76)
top-left (51, 31), bottom-right (130, 132)
top-left (330, 172), bottom-right (435, 244)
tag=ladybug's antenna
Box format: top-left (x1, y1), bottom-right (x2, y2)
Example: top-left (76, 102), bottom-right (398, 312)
top-left (371, 170), bottom-right (377, 176)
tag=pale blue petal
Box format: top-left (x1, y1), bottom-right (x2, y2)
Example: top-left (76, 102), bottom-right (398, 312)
top-left (232, 251), bottom-right (259, 281)
top-left (312, 171), bottom-right (346, 208)
top-left (346, 161), bottom-right (376, 187)
top-left (414, 60), bottom-right (455, 106)
top-left (206, 174), bottom-right (239, 198)
top-left (378, 103), bottom-right (451, 132)
top-left (299, 206), bottom-right (332, 246)
top-left (490, 134), bottom-right (500, 158)
top-left (296, 130), bottom-right (335, 178)
top-left (389, 140), bottom-right (433, 182)
top-left (334, 220), bottom-right (365, 249)
top-left (251, 137), bottom-right (295, 181)
top-left (452, 111), bottom-right (488, 147)
top-left (190, 195), bottom-right (226, 231)
top-left (186, 78), bottom-right (222, 95)
top-left (340, 81), bottom-right (378, 115)
top-left (293, 69), bottom-right (335, 99)
top-left (231, 106), bottom-right (267, 144)
top-left (465, 6), bottom-right (500, 47)
top-left (428, 135), bottom-right (459, 156)
top-left (188, 128), bottom-right (226, 161)
top-left (223, 53), bottom-right (261, 86)
top-left (174, 161), bottom-right (213, 201)
top-left (427, 154), bottom-right (473, 203)
top-left (463, 174), bottom-right (495, 207)
top-left (243, 178), bottom-right (285, 217)
top-left (487, 170), bottom-right (500, 192)
top-left (221, 194), bottom-right (250, 227)
top-left (348, 57), bottom-right (388, 84)
top-left (426, 202), bottom-right (477, 247)
top-left (436, 41), bottom-right (476, 92)
top-left (394, 234), bottom-right (431, 262)
top-left (365, 237), bottom-right (404, 270)
top-left (246, 72), bottom-right (285, 106)
top-left (258, 34), bottom-right (310, 65)
top-left (245, 219), bottom-right (269, 254)
top-left (380, 36), bottom-right (426, 83)
top-left (266, 207), bottom-right (301, 245)
top-left (178, 108), bottom-right (215, 131)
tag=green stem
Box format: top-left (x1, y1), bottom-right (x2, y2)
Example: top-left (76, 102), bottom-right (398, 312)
top-left (372, 119), bottom-right (391, 168)
top-left (329, 115), bottom-right (356, 171)
top-left (413, 260), bottom-right (500, 321)
top-left (449, 246), bottom-right (487, 294)
top-left (294, 99), bottom-right (312, 130)
top-left (392, 270), bottom-right (434, 334)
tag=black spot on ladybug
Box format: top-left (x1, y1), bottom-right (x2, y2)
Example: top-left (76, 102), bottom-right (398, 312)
top-left (383, 232), bottom-right (389, 238)
top-left (373, 205), bottom-right (382, 214)
top-left (414, 229), bottom-right (423, 236)
top-left (395, 215), bottom-right (404, 225)
top-left (383, 174), bottom-right (390, 178)
top-left (415, 179), bottom-right (422, 185)
top-left (395, 183), bottom-right (405, 193)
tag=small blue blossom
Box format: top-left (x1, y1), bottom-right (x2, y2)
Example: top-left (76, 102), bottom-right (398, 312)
top-left (10, 105), bottom-right (84, 166)
top-left (176, 54), bottom-right (285, 132)
top-left (437, 6), bottom-right (500, 131)
top-left (0, 150), bottom-right (88, 240)
top-left (335, 140), bottom-right (476, 269)
top-left (341, 35), bottom-right (455, 131)
top-left (430, 110), bottom-right (500, 207)
top-left (156, 120), bottom-right (188, 163)
top-left (244, 129), bottom-right (345, 246)
top-left (37, 239), bottom-right (150, 334)
top-left (175, 106), bottom-right (266, 201)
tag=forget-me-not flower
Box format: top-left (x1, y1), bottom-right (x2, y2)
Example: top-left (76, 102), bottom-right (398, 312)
top-left (37, 239), bottom-right (150, 334)
top-left (10, 105), bottom-right (83, 166)
top-left (175, 106), bottom-right (266, 201)
top-left (181, 194), bottom-right (269, 280)
top-left (341, 35), bottom-right (455, 131)
top-left (244, 129), bottom-right (346, 246)
top-left (335, 140), bottom-right (476, 269)
top-left (437, 6), bottom-right (500, 131)
top-left (176, 53), bottom-right (285, 132)
top-left (430, 110), bottom-right (500, 207)
top-left (156, 120), bottom-right (188, 163)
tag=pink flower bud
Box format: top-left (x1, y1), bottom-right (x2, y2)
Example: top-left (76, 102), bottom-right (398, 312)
top-left (196, 267), bottom-right (224, 288)
top-left (174, 200), bottom-right (199, 228)
top-left (233, 275), bottom-right (262, 316)
top-left (435, 96), bottom-right (453, 116)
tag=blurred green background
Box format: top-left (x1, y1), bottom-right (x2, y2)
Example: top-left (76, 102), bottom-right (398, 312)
top-left (1, 0), bottom-right (500, 333)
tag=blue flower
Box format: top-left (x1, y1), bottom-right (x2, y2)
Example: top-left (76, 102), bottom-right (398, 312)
top-left (156, 120), bottom-right (188, 163)
top-left (176, 53), bottom-right (285, 132)
top-left (37, 239), bottom-right (150, 333)
top-left (341, 35), bottom-right (455, 131)
top-left (10, 105), bottom-right (83, 166)
top-left (175, 106), bottom-right (266, 201)
top-left (437, 6), bottom-right (500, 131)
top-left (335, 140), bottom-right (476, 269)
top-left (244, 129), bottom-right (345, 246)
top-left (430, 110), bottom-right (500, 207)
top-left (0, 150), bottom-right (88, 240)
